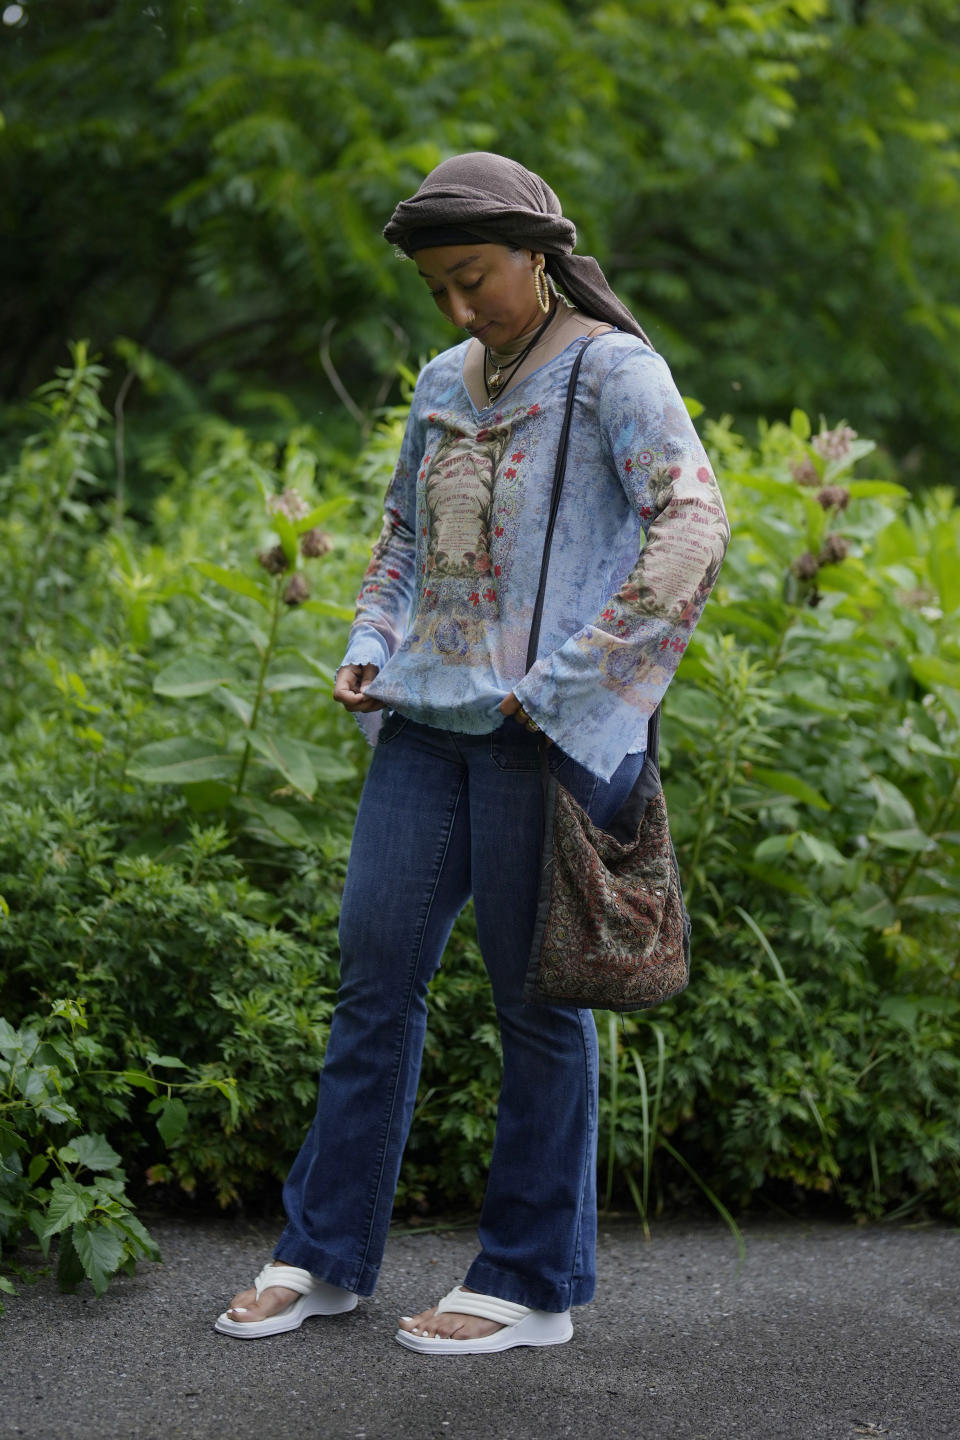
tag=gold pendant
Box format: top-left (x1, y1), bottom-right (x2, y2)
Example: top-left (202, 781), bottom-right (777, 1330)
top-left (488, 368), bottom-right (503, 390)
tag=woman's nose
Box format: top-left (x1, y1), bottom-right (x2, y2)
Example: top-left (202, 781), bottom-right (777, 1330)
top-left (447, 293), bottom-right (476, 329)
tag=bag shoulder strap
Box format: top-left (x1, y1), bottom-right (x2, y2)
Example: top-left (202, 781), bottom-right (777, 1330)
top-left (525, 338), bottom-right (593, 674)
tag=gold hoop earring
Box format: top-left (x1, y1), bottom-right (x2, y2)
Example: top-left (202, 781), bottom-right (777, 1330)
top-left (534, 262), bottom-right (550, 314)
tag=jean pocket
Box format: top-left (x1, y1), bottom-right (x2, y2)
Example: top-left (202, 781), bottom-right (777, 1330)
top-left (490, 718), bottom-right (574, 776)
top-left (377, 709), bottom-right (410, 746)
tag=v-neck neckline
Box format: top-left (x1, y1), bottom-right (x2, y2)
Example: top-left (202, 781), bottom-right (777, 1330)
top-left (458, 334), bottom-right (594, 420)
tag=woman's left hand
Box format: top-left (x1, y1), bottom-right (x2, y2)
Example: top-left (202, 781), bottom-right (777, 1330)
top-left (500, 692), bottom-right (548, 738)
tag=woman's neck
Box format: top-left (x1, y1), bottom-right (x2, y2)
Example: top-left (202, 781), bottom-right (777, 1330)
top-left (487, 302), bottom-right (562, 362)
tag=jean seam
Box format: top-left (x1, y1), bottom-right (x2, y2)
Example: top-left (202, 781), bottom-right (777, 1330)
top-left (354, 769), bottom-right (467, 1280)
top-left (568, 1009), bottom-right (595, 1293)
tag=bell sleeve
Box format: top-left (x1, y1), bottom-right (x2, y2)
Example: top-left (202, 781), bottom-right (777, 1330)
top-left (339, 401), bottom-right (423, 674)
top-left (513, 347), bottom-right (730, 781)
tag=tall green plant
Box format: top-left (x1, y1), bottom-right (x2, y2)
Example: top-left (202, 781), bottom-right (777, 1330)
top-left (127, 480), bottom-right (357, 844)
top-left (0, 342), bottom-right (108, 721)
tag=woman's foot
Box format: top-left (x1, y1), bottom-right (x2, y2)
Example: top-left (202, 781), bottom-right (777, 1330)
top-left (397, 1286), bottom-right (502, 1342)
top-left (215, 1262), bottom-right (358, 1338)
top-left (395, 1287), bottom-right (573, 1354)
top-left (224, 1260), bottom-right (300, 1325)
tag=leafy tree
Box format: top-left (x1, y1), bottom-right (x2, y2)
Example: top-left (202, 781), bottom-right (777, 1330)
top-left (2, 1), bottom-right (959, 478)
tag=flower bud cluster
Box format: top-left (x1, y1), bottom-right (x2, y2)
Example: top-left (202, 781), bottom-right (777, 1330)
top-left (812, 425), bottom-right (857, 461)
top-left (819, 533), bottom-right (850, 565)
top-left (790, 457), bottom-right (820, 487)
top-left (300, 527), bottom-right (333, 559)
top-left (792, 533), bottom-right (850, 583)
top-left (283, 573), bottom-right (310, 607)
top-left (816, 485), bottom-right (850, 511)
top-left (258, 544), bottom-right (288, 575)
top-left (258, 491), bottom-right (335, 607)
top-left (266, 487), bottom-right (311, 522)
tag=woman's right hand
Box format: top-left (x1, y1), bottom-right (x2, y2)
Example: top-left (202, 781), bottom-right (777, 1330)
top-left (333, 663), bottom-right (385, 712)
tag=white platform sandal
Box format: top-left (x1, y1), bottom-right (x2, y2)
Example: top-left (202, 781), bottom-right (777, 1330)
top-left (214, 1263), bottom-right (358, 1339)
top-left (394, 1285), bottom-right (573, 1355)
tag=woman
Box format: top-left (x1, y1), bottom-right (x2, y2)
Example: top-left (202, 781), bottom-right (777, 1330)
top-left (216, 152), bottom-right (729, 1354)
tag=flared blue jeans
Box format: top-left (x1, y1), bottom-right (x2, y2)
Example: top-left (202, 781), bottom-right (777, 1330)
top-left (275, 713), bottom-right (644, 1312)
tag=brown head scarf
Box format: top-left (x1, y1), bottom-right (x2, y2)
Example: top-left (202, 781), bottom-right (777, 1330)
top-left (383, 152), bottom-right (651, 347)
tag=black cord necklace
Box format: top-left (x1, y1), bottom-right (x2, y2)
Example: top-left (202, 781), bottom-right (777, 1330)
top-left (484, 305), bottom-right (558, 401)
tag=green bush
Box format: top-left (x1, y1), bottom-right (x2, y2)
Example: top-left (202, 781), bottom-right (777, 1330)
top-left (2, 355), bottom-right (959, 1307)
top-left (634, 410), bottom-right (960, 1221)
top-left (0, 997), bottom-right (236, 1313)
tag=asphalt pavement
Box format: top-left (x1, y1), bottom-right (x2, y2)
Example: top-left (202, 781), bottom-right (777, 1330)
top-left (1, 1212), bottom-right (958, 1440)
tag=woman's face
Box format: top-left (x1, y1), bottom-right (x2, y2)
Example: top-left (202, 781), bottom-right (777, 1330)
top-left (412, 243), bottom-right (545, 347)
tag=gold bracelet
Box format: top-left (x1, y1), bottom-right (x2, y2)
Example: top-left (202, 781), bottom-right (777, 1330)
top-left (515, 705), bottom-right (540, 734)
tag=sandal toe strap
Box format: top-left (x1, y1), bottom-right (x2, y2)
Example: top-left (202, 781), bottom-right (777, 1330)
top-left (435, 1287), bottom-right (531, 1327)
top-left (253, 1264), bottom-right (316, 1298)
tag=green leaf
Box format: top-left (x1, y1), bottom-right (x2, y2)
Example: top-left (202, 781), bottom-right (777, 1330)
top-left (234, 795), bottom-right (313, 848)
top-left (295, 496), bottom-right (350, 531)
top-left (909, 655), bottom-right (960, 691)
top-left (878, 994), bottom-right (959, 1030)
top-left (65, 1132), bottom-right (122, 1173)
top-left (155, 1097), bottom-right (189, 1147)
top-left (181, 779), bottom-right (236, 813)
top-left (898, 893), bottom-right (960, 915)
top-left (112, 1212), bottom-right (160, 1261)
top-left (120, 1070), bottom-right (159, 1094)
top-left (271, 511), bottom-right (299, 566)
top-left (247, 728), bottom-right (316, 797)
top-left (790, 408), bottom-right (811, 440)
top-left (213, 687), bottom-right (254, 725)
top-left (127, 738), bottom-right (237, 786)
top-left (39, 1100), bottom-right (80, 1126)
top-left (194, 561), bottom-right (272, 610)
top-left (682, 396), bottom-right (705, 419)
top-left (154, 655), bottom-right (243, 697)
top-left (868, 827), bottom-right (933, 853)
top-left (749, 768), bottom-right (831, 810)
top-left (73, 1222), bottom-right (127, 1297)
top-left (725, 471), bottom-right (794, 500)
top-left (293, 650), bottom-right (337, 682)
top-left (198, 592), bottom-right (268, 654)
top-left (0, 1119), bottom-right (23, 1157)
top-left (56, 1229), bottom-right (86, 1292)
top-left (145, 1053), bottom-right (188, 1069)
top-left (263, 671), bottom-right (329, 693)
top-left (299, 598), bottom-right (357, 621)
top-left (797, 833), bottom-right (846, 867)
top-left (714, 604), bottom-right (782, 643)
top-left (929, 526), bottom-right (960, 614)
top-left (845, 480), bottom-right (909, 500)
top-left (27, 1154), bottom-right (50, 1184)
top-left (299, 741), bottom-right (357, 783)
top-left (39, 1180), bottom-right (96, 1238)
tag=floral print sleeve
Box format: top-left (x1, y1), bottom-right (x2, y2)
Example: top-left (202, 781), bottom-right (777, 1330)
top-left (341, 399), bottom-right (423, 672)
top-left (514, 347), bottom-right (730, 779)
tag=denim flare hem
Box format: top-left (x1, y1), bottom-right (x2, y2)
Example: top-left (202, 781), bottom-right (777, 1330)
top-left (462, 1258), bottom-right (596, 1313)
top-left (272, 1237), bottom-right (377, 1297)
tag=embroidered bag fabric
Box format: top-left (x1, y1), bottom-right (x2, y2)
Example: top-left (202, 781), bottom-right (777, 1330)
top-left (521, 338), bottom-right (691, 1012)
top-left (523, 706), bottom-right (691, 1011)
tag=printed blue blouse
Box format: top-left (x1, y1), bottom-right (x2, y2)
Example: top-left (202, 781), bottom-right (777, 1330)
top-left (342, 331), bottom-right (729, 781)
